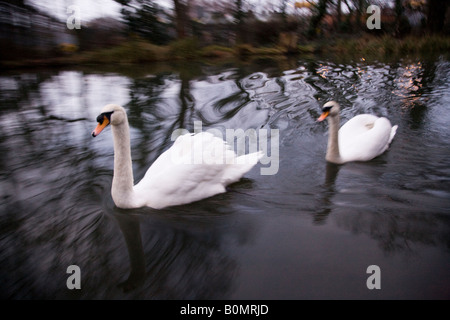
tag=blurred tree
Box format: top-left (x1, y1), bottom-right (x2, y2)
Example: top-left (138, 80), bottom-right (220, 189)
top-left (280, 0), bottom-right (288, 27)
top-left (114, 0), bottom-right (173, 44)
top-left (76, 17), bottom-right (126, 50)
top-left (173, 0), bottom-right (188, 39)
top-left (393, 0), bottom-right (412, 37)
top-left (234, 0), bottom-right (246, 44)
top-left (307, 0), bottom-right (330, 38)
top-left (336, 0), bottom-right (342, 28)
top-left (354, 0), bottom-right (366, 28)
top-left (426, 0), bottom-right (447, 33)
top-left (307, 0), bottom-right (405, 37)
top-left (0, 0), bottom-right (27, 6)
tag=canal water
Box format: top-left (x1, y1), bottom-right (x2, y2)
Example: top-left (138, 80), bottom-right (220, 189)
top-left (0, 55), bottom-right (449, 299)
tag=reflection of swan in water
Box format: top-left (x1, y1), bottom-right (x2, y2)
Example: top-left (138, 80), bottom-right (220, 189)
top-left (92, 104), bottom-right (263, 209)
top-left (112, 208), bottom-right (240, 297)
top-left (114, 211), bottom-right (146, 292)
top-left (313, 162), bottom-right (340, 224)
top-left (317, 101), bottom-right (397, 164)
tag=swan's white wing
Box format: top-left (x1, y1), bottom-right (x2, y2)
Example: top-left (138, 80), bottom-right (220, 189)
top-left (339, 114), bottom-right (379, 138)
top-left (133, 132), bottom-right (261, 209)
top-left (339, 115), bottom-right (395, 162)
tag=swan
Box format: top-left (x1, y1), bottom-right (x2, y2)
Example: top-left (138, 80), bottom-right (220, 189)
top-left (91, 104), bottom-right (263, 209)
top-left (317, 101), bottom-right (398, 164)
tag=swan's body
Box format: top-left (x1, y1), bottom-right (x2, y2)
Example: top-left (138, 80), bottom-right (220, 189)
top-left (317, 101), bottom-right (397, 164)
top-left (92, 104), bottom-right (262, 209)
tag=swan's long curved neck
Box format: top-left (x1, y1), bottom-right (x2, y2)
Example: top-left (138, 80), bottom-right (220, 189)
top-left (111, 120), bottom-right (135, 206)
top-left (326, 115), bottom-right (343, 164)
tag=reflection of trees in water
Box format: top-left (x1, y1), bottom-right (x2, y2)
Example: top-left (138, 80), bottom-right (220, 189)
top-left (334, 208), bottom-right (450, 254)
top-left (0, 94), bottom-right (114, 298)
top-left (312, 160), bottom-right (450, 254)
top-left (303, 57), bottom-right (444, 133)
top-left (124, 62), bottom-right (276, 172)
top-left (390, 59), bottom-right (438, 130)
top-left (0, 152), bottom-right (110, 298)
top-left (123, 60), bottom-right (450, 261)
top-left (123, 59), bottom-right (312, 146)
top-left (0, 68), bottom-right (246, 299)
top-left (0, 71), bottom-right (118, 298)
top-left (1, 60), bottom-right (449, 299)
top-left (0, 72), bottom-right (54, 112)
top-left (301, 58), bottom-right (450, 254)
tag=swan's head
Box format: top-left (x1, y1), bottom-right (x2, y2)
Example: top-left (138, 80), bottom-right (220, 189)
top-left (317, 101), bottom-right (340, 122)
top-left (92, 104), bottom-right (127, 137)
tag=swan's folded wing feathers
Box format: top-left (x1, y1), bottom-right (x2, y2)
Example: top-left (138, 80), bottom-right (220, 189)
top-left (221, 151), bottom-right (263, 185)
top-left (389, 125), bottom-right (398, 144)
top-left (133, 132), bottom-right (260, 208)
top-left (339, 114), bottom-right (379, 138)
top-left (339, 116), bottom-right (393, 162)
top-left (136, 161), bottom-right (229, 208)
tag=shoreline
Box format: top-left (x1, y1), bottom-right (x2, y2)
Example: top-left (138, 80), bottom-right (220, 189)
top-left (1, 34), bottom-right (449, 70)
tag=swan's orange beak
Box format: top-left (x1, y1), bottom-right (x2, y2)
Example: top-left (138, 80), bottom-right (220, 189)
top-left (317, 111), bottom-right (329, 122)
top-left (92, 116), bottom-right (110, 137)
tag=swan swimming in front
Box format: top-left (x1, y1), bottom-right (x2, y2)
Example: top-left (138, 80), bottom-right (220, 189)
top-left (317, 101), bottom-right (398, 164)
top-left (92, 104), bottom-right (263, 209)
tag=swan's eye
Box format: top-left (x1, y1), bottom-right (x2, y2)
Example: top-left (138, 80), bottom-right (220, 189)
top-left (322, 106), bottom-right (332, 112)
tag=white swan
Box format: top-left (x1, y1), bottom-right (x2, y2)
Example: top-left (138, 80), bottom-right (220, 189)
top-left (92, 104), bottom-right (263, 209)
top-left (317, 101), bottom-right (398, 164)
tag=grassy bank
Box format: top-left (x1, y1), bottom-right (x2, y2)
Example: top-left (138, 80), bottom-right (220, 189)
top-left (1, 34), bottom-right (449, 69)
top-left (321, 34), bottom-right (450, 59)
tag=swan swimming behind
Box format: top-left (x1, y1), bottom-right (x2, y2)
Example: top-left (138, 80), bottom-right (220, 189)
top-left (92, 104), bottom-right (263, 209)
top-left (317, 101), bottom-right (398, 164)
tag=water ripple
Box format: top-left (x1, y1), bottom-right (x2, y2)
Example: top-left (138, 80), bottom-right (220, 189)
top-left (1, 57), bottom-right (449, 299)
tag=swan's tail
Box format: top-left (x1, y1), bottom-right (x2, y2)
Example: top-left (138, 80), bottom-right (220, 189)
top-left (222, 151), bottom-right (264, 185)
top-left (389, 125), bottom-right (398, 144)
top-left (235, 150), bottom-right (264, 165)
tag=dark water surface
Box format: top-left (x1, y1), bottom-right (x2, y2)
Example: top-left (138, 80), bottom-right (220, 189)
top-left (1, 56), bottom-right (449, 299)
